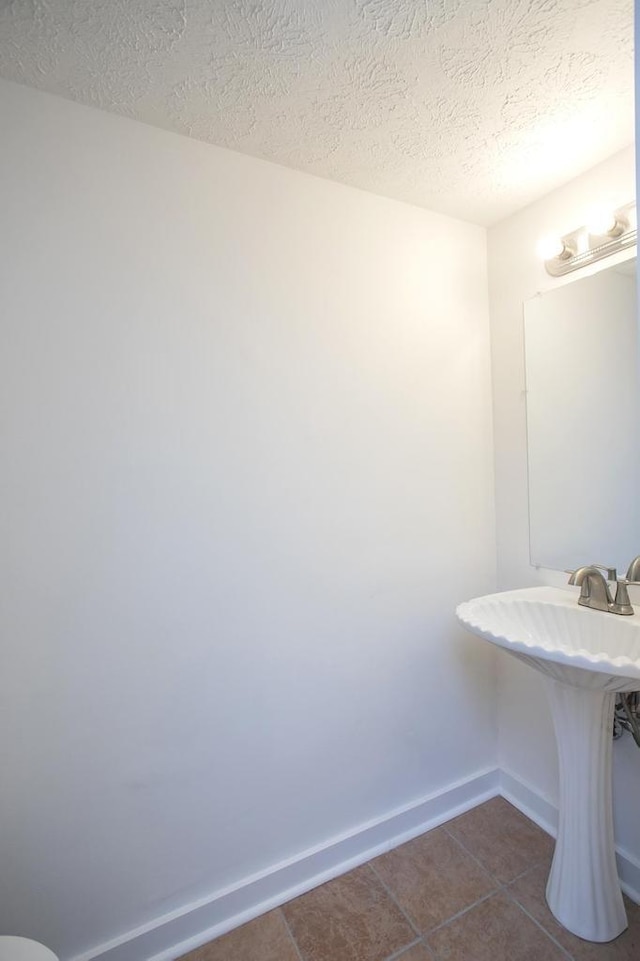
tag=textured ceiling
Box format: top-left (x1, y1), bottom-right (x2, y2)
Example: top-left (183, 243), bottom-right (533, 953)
top-left (0, 0), bottom-right (634, 225)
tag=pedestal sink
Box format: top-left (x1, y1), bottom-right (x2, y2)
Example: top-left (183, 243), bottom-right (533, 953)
top-left (456, 586), bottom-right (640, 943)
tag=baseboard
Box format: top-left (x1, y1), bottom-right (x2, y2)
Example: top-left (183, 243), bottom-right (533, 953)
top-left (500, 767), bottom-right (640, 905)
top-left (616, 845), bottom-right (640, 906)
top-left (72, 764), bottom-right (640, 961)
top-left (70, 767), bottom-right (499, 961)
top-left (499, 768), bottom-right (559, 838)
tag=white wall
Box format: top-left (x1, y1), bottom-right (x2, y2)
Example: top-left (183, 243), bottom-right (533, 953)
top-left (0, 80), bottom-right (497, 961)
top-left (488, 146), bottom-right (640, 867)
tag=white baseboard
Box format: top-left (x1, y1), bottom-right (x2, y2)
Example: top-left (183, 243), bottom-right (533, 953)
top-left (72, 765), bottom-right (639, 961)
top-left (499, 768), bottom-right (559, 838)
top-left (71, 768), bottom-right (500, 961)
top-left (500, 767), bottom-right (640, 905)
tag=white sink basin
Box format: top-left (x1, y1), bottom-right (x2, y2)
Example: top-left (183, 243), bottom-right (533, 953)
top-left (456, 585), bottom-right (640, 690)
top-left (456, 585), bottom-right (640, 944)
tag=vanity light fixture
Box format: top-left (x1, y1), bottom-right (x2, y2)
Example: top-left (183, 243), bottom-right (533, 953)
top-left (535, 235), bottom-right (574, 261)
top-left (539, 201), bottom-right (636, 276)
top-left (585, 206), bottom-right (626, 238)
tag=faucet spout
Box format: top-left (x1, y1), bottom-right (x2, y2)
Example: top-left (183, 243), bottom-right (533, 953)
top-left (567, 565), bottom-right (634, 615)
top-left (568, 566), bottom-right (614, 613)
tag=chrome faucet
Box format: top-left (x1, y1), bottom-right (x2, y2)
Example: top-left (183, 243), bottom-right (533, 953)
top-left (567, 565), bottom-right (634, 616)
top-left (626, 556), bottom-right (640, 582)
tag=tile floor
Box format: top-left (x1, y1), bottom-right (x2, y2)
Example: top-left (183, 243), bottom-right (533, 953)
top-left (179, 797), bottom-right (640, 961)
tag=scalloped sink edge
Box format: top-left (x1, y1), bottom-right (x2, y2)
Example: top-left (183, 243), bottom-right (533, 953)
top-left (456, 586), bottom-right (640, 690)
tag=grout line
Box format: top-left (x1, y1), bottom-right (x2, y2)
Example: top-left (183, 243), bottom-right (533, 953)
top-left (213, 802), bottom-right (571, 961)
top-left (502, 887), bottom-right (575, 961)
top-left (437, 829), bottom-right (571, 955)
top-left (443, 821), bottom-right (554, 890)
top-left (442, 824), bottom-right (504, 887)
top-left (508, 855), bottom-right (554, 883)
top-left (366, 862), bottom-right (421, 938)
top-left (382, 936), bottom-right (424, 961)
top-left (423, 943), bottom-right (442, 961)
top-left (443, 819), bottom-right (573, 956)
top-left (423, 888), bottom-right (574, 961)
top-left (370, 832), bottom-right (557, 958)
top-left (422, 889), bottom-right (497, 937)
top-left (278, 908), bottom-right (305, 961)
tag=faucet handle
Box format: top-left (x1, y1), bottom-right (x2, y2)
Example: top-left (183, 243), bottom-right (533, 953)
top-left (613, 578), bottom-right (635, 616)
top-left (566, 565), bottom-right (617, 583)
top-left (565, 565), bottom-right (635, 615)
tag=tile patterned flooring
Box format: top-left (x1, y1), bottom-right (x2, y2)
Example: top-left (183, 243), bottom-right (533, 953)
top-left (179, 797), bottom-right (640, 961)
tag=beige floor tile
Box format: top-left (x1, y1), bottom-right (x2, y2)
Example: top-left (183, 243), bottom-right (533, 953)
top-left (425, 891), bottom-right (567, 960)
top-left (508, 861), bottom-right (640, 960)
top-left (371, 826), bottom-right (496, 932)
top-left (393, 942), bottom-right (434, 960)
top-left (177, 909), bottom-right (299, 961)
top-left (446, 796), bottom-right (555, 883)
top-left (282, 864), bottom-right (416, 961)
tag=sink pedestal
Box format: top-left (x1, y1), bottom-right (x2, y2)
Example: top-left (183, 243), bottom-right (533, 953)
top-left (456, 586), bottom-right (640, 943)
top-left (545, 680), bottom-right (627, 942)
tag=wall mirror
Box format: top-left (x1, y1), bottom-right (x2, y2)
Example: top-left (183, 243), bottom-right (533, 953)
top-left (524, 256), bottom-right (639, 573)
